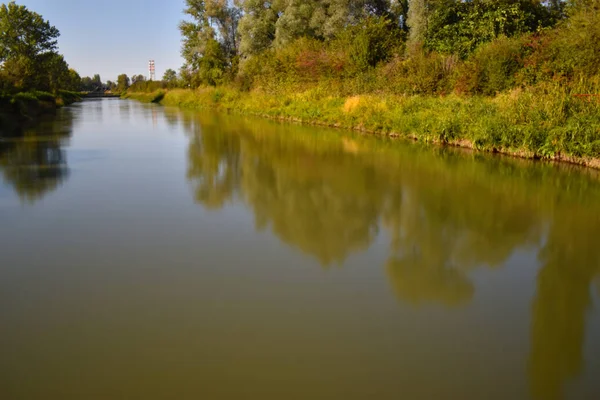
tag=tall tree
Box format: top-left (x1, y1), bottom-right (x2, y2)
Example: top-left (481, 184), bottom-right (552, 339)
top-left (236, 0), bottom-right (282, 56)
top-left (406, 0), bottom-right (434, 47)
top-left (67, 69), bottom-right (81, 92)
top-left (92, 74), bottom-right (102, 86)
top-left (0, 1), bottom-right (59, 62)
top-left (0, 1), bottom-right (71, 93)
top-left (272, 0), bottom-right (397, 48)
top-left (180, 0), bottom-right (240, 86)
top-left (117, 74), bottom-right (130, 92)
top-left (163, 69), bottom-right (178, 87)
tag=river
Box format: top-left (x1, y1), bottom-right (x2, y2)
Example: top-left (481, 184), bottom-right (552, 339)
top-left (1, 99), bottom-right (600, 399)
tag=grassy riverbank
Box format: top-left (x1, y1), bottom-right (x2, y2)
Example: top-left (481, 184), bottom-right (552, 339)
top-left (126, 83), bottom-right (600, 168)
top-left (0, 91), bottom-right (81, 136)
top-left (121, 0), bottom-right (600, 168)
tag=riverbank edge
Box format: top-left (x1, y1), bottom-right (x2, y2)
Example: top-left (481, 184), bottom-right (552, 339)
top-left (0, 91), bottom-right (82, 137)
top-left (124, 88), bottom-right (600, 170)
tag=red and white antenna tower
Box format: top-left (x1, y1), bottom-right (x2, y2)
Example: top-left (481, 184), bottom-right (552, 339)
top-left (149, 60), bottom-right (155, 81)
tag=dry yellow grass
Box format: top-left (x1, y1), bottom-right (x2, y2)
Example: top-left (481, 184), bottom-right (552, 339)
top-left (343, 96), bottom-right (361, 113)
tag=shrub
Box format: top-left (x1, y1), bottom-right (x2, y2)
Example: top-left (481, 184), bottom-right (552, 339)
top-left (381, 51), bottom-right (457, 95)
top-left (456, 36), bottom-right (528, 96)
top-left (335, 16), bottom-right (403, 74)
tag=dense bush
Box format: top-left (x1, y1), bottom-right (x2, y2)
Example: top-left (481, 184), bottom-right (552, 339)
top-left (425, 0), bottom-right (560, 58)
top-left (455, 36), bottom-right (529, 95)
top-left (336, 16), bottom-right (404, 73)
top-left (379, 51), bottom-right (457, 95)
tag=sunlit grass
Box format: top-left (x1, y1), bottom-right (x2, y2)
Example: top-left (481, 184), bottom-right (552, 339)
top-left (131, 84), bottom-right (600, 167)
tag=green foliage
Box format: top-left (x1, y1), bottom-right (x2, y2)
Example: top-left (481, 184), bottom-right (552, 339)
top-left (0, 1), bottom-right (59, 62)
top-left (122, 0), bottom-right (600, 168)
top-left (128, 80), bottom-right (165, 93)
top-left (117, 74), bottom-right (130, 92)
top-left (163, 69), bottom-right (178, 88)
top-left (456, 36), bottom-right (529, 95)
top-left (180, 0), bottom-right (240, 88)
top-left (57, 90), bottom-right (81, 105)
top-left (0, 2), bottom-right (80, 95)
top-left (336, 16), bottom-right (403, 72)
top-left (425, 0), bottom-right (559, 58)
top-left (195, 38), bottom-right (227, 86)
top-left (237, 0), bottom-right (279, 56)
top-left (67, 69), bottom-right (81, 92)
top-left (407, 0), bottom-right (434, 46)
top-left (380, 51), bottom-right (456, 95)
top-left (80, 74), bottom-right (106, 92)
top-left (0, 90), bottom-right (79, 135)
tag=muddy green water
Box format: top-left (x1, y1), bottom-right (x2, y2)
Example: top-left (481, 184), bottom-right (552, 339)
top-left (1, 99), bottom-right (600, 400)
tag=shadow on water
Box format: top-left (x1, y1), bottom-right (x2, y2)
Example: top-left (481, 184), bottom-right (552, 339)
top-left (167, 107), bottom-right (600, 400)
top-left (0, 107), bottom-right (74, 203)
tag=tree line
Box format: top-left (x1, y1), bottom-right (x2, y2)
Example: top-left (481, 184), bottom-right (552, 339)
top-left (167, 0), bottom-right (598, 96)
top-left (0, 1), bottom-right (179, 96)
top-left (0, 1), bottom-right (80, 94)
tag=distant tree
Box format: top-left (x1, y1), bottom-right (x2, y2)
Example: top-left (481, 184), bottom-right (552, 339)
top-left (80, 76), bottom-right (93, 91)
top-left (179, 66), bottom-right (193, 87)
top-left (131, 74), bottom-right (146, 84)
top-left (163, 68), bottom-right (178, 87)
top-left (116, 73), bottom-right (130, 92)
top-left (67, 69), bottom-right (81, 92)
top-left (106, 80), bottom-right (117, 91)
top-left (80, 74), bottom-right (104, 92)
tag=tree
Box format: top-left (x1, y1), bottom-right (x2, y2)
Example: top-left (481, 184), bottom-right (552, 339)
top-left (37, 52), bottom-right (71, 92)
top-left (0, 1), bottom-right (69, 93)
top-left (237, 0), bottom-right (281, 56)
top-left (131, 74), bottom-right (145, 84)
top-left (163, 69), bottom-right (178, 87)
top-left (79, 74), bottom-right (105, 92)
top-left (406, 0), bottom-right (435, 48)
top-left (180, 0), bottom-right (241, 86)
top-left (424, 0), bottom-right (563, 57)
top-left (80, 76), bottom-right (93, 91)
top-left (0, 1), bottom-right (59, 63)
top-left (205, 0), bottom-right (241, 59)
top-left (106, 80), bottom-right (117, 91)
top-left (341, 16), bottom-right (401, 72)
top-left (67, 69), bottom-right (81, 92)
top-left (270, 0), bottom-right (399, 48)
top-left (116, 74), bottom-right (130, 92)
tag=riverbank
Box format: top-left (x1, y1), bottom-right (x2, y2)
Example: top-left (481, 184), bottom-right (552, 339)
top-left (0, 91), bottom-right (81, 136)
top-left (126, 85), bottom-right (600, 169)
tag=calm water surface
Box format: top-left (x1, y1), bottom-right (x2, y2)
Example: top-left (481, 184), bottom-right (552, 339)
top-left (1, 99), bottom-right (600, 400)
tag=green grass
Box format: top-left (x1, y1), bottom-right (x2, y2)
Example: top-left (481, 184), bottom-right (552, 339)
top-left (130, 84), bottom-right (600, 168)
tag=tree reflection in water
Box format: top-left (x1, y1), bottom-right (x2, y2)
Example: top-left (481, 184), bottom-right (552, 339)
top-left (0, 109), bottom-right (73, 203)
top-left (174, 108), bottom-right (600, 400)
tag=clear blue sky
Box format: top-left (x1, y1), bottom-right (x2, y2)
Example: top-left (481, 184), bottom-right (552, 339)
top-left (16, 0), bottom-right (186, 82)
